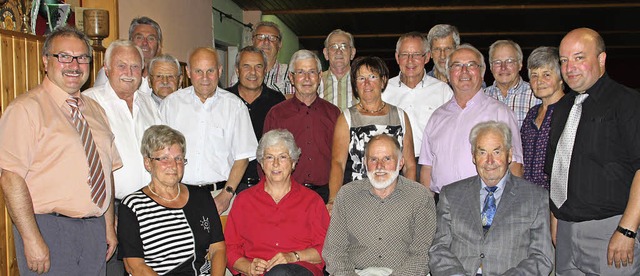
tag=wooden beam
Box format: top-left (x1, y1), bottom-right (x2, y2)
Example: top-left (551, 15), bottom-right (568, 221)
top-left (298, 30), bottom-right (640, 40)
top-left (266, 3), bottom-right (640, 15)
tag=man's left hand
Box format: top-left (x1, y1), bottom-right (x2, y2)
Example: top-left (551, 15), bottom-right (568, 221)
top-left (265, 252), bottom-right (295, 271)
top-left (213, 191), bottom-right (232, 214)
top-left (607, 231), bottom-right (635, 268)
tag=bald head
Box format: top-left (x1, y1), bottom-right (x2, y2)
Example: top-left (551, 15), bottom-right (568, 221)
top-left (187, 47), bottom-right (222, 102)
top-left (559, 28), bottom-right (606, 92)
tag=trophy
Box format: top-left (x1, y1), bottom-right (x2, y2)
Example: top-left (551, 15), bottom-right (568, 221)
top-left (83, 9), bottom-right (108, 47)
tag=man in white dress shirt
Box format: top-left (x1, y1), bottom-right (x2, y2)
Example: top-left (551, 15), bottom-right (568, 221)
top-left (160, 47), bottom-right (257, 214)
top-left (382, 32), bottom-right (453, 163)
top-left (83, 39), bottom-right (161, 275)
top-left (93, 16), bottom-right (163, 95)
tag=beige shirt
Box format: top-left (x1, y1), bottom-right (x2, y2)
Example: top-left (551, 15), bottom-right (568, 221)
top-left (0, 77), bottom-right (122, 217)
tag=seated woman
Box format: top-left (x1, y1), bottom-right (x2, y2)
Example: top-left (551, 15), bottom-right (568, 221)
top-left (328, 56), bottom-right (416, 209)
top-left (520, 47), bottom-right (565, 190)
top-left (225, 129), bottom-right (330, 276)
top-left (118, 125), bottom-right (226, 275)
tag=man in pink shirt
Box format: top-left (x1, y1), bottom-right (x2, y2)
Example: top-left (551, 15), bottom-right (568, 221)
top-left (418, 44), bottom-right (523, 202)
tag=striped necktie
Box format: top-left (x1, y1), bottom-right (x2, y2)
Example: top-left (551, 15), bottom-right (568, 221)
top-left (66, 97), bottom-right (107, 208)
top-left (481, 186), bottom-right (498, 230)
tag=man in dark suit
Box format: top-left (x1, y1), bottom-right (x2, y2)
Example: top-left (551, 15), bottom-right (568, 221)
top-left (429, 121), bottom-right (553, 275)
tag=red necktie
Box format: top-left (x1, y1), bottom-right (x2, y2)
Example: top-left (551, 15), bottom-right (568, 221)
top-left (66, 97), bottom-right (107, 208)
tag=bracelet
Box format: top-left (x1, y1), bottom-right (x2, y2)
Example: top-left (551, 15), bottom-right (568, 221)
top-left (292, 251), bottom-right (300, 262)
top-left (616, 226), bottom-right (638, 239)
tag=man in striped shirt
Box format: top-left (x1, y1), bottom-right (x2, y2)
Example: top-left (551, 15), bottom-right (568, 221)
top-left (484, 40), bottom-right (541, 128)
top-left (320, 29), bottom-right (357, 110)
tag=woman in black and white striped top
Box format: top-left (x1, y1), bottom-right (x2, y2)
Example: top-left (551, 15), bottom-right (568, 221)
top-left (118, 125), bottom-right (226, 275)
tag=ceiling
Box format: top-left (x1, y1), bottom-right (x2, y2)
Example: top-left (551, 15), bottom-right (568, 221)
top-left (230, 0), bottom-right (640, 86)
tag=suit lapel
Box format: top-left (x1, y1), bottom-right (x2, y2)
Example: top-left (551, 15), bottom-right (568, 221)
top-left (460, 177), bottom-right (484, 233)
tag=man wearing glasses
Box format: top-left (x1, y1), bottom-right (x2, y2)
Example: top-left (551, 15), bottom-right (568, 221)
top-left (147, 54), bottom-right (183, 105)
top-left (418, 44), bottom-right (523, 202)
top-left (0, 26), bottom-right (121, 275)
top-left (263, 50), bottom-right (341, 203)
top-left (484, 40), bottom-right (541, 128)
top-left (231, 21), bottom-right (294, 97)
top-left (382, 32), bottom-right (453, 172)
top-left (319, 29), bottom-right (357, 110)
top-left (94, 16), bottom-right (164, 96)
top-left (426, 24), bottom-right (460, 84)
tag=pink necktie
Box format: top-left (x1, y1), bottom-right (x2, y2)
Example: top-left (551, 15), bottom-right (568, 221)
top-left (67, 97), bottom-right (107, 208)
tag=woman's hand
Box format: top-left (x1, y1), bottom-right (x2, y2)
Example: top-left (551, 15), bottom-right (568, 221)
top-left (266, 252), bottom-right (296, 271)
top-left (249, 258), bottom-right (268, 276)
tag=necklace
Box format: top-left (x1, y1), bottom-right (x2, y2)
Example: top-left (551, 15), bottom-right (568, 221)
top-left (148, 183), bottom-right (181, 202)
top-left (359, 102), bottom-right (386, 113)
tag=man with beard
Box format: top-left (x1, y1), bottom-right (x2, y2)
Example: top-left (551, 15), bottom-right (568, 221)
top-left (429, 121), bottom-right (553, 275)
top-left (323, 134), bottom-right (436, 276)
top-left (147, 54), bottom-right (182, 106)
top-left (94, 16), bottom-right (163, 95)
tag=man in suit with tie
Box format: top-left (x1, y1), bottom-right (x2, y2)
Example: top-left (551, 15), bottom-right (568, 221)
top-left (429, 121), bottom-right (553, 275)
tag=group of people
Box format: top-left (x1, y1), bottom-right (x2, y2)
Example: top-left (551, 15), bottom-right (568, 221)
top-left (0, 13), bottom-right (638, 276)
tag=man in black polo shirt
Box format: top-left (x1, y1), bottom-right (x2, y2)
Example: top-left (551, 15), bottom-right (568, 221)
top-left (227, 46), bottom-right (285, 194)
top-left (547, 27), bottom-right (640, 275)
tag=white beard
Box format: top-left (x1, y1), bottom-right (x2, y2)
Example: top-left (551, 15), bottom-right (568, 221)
top-left (366, 164), bottom-right (401, 190)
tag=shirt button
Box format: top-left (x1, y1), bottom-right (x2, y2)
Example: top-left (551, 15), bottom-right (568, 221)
top-left (307, 174), bottom-right (311, 177)
top-left (275, 242), bottom-right (279, 246)
top-left (378, 255), bottom-right (382, 258)
top-left (378, 237), bottom-right (382, 240)
top-left (480, 253), bottom-right (485, 258)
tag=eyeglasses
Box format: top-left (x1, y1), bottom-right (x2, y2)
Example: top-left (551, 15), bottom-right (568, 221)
top-left (132, 34), bottom-right (158, 43)
top-left (449, 62), bottom-right (482, 72)
top-left (253, 34), bottom-right (280, 42)
top-left (431, 47), bottom-right (454, 55)
top-left (355, 74), bottom-right (380, 83)
top-left (149, 156), bottom-right (188, 165)
top-left (397, 52), bottom-right (427, 60)
top-left (328, 43), bottom-right (350, 53)
top-left (152, 74), bottom-right (178, 81)
top-left (47, 53), bottom-right (92, 64)
top-left (291, 69), bottom-right (319, 78)
top-left (262, 154), bottom-right (291, 163)
top-left (490, 58), bottom-right (519, 68)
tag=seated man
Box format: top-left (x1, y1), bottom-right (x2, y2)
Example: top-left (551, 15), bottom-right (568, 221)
top-left (323, 134), bottom-right (436, 276)
top-left (429, 121), bottom-right (553, 275)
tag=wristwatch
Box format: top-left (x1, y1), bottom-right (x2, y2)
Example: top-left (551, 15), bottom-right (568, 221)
top-left (616, 226), bottom-right (637, 239)
top-left (224, 185), bottom-right (235, 195)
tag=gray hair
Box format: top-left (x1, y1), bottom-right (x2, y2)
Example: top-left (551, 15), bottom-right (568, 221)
top-left (395, 31), bottom-right (428, 53)
top-left (364, 134), bottom-right (403, 160)
top-left (104, 40), bottom-right (144, 69)
top-left (140, 125), bottom-right (186, 157)
top-left (445, 44), bottom-right (486, 79)
top-left (288, 50), bottom-right (322, 72)
top-left (427, 24), bottom-right (460, 52)
top-left (257, 129), bottom-right (302, 164)
top-left (469, 121), bottom-right (512, 153)
top-left (42, 26), bottom-right (93, 58)
top-left (235, 46), bottom-right (268, 69)
top-left (489, 40), bottom-right (523, 65)
top-left (324, 29), bottom-right (355, 48)
top-left (128, 16), bottom-right (162, 44)
top-left (527, 46), bottom-right (561, 79)
top-left (148, 54), bottom-right (182, 76)
top-left (252, 21), bottom-right (282, 39)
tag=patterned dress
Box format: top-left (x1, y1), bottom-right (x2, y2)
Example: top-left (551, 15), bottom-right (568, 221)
top-left (343, 104), bottom-right (406, 183)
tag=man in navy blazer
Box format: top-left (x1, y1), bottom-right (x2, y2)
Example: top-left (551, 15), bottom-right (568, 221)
top-left (429, 121), bottom-right (553, 275)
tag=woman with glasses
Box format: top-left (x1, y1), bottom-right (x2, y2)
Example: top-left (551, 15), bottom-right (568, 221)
top-left (225, 129), bottom-right (329, 276)
top-left (118, 125), bottom-right (226, 275)
top-left (521, 47), bottom-right (565, 190)
top-left (327, 56), bottom-right (416, 212)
